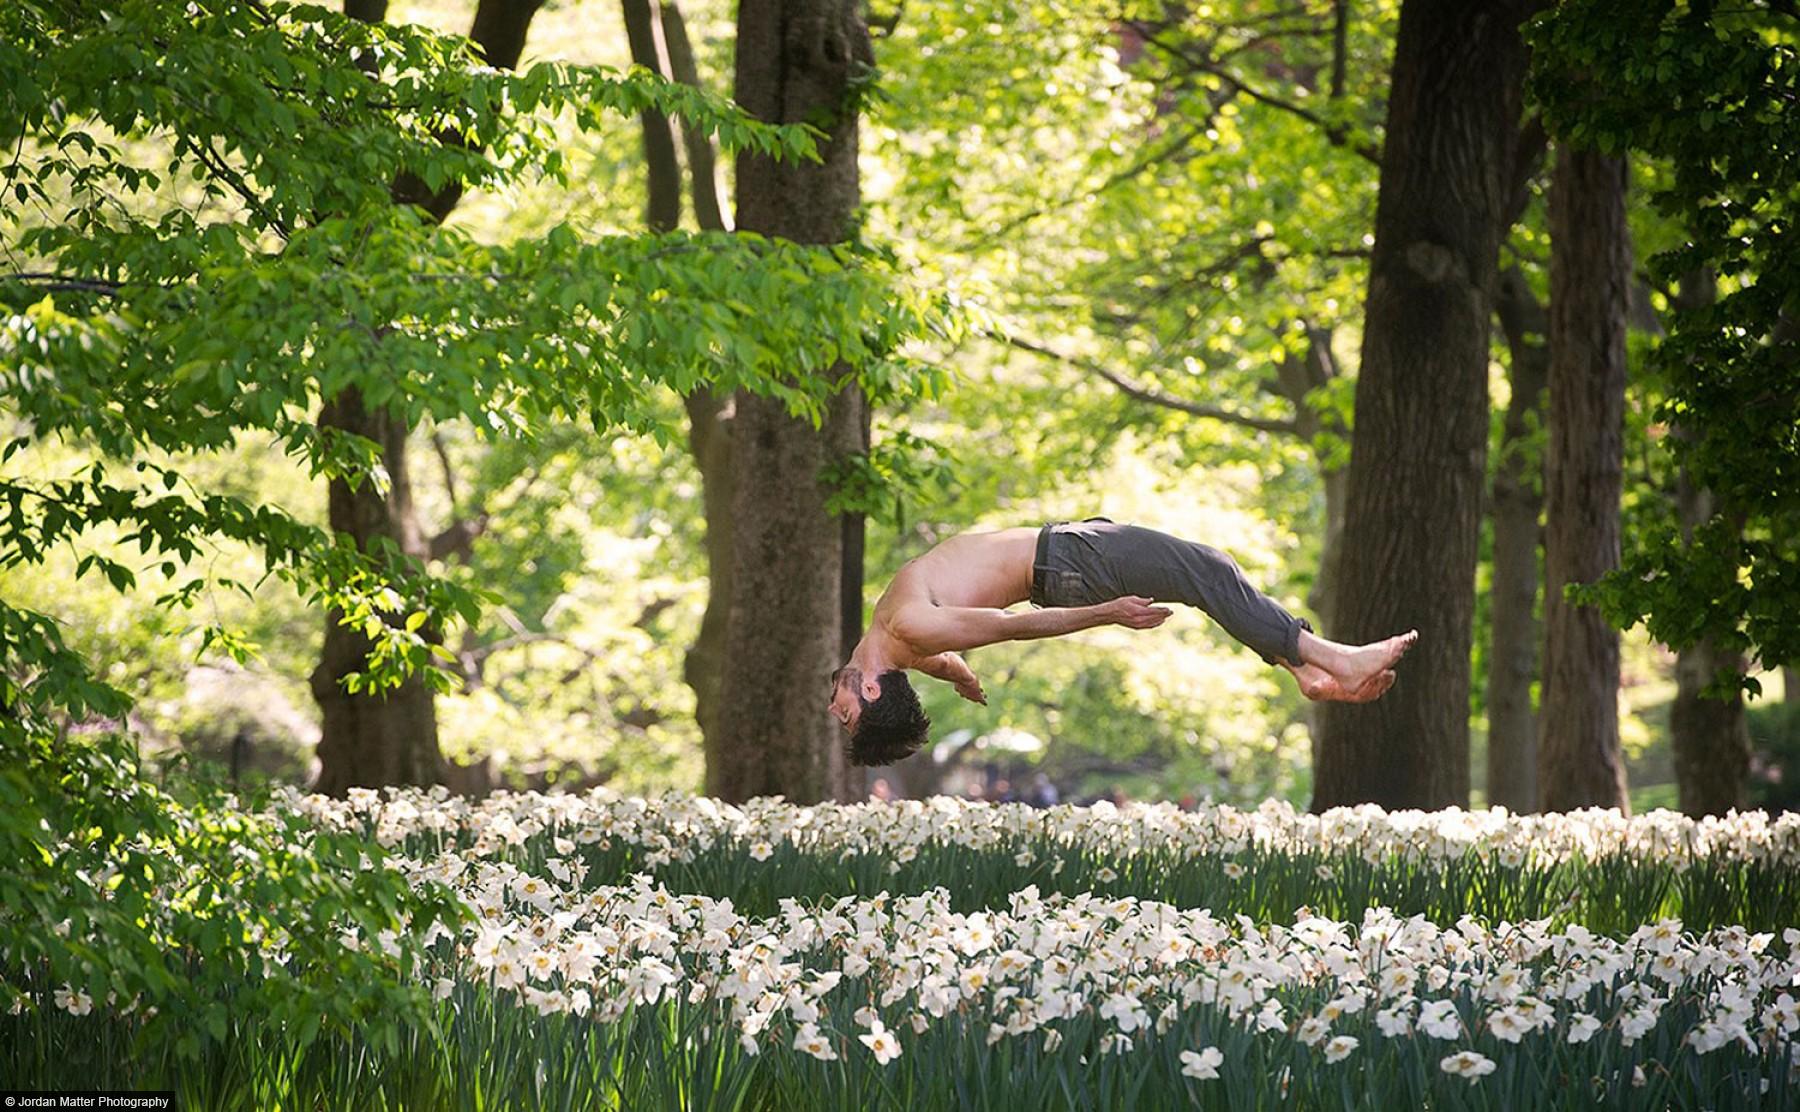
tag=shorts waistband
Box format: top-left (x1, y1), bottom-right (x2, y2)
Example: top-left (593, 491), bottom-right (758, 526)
top-left (1030, 524), bottom-right (1054, 606)
top-left (1030, 517), bottom-right (1110, 606)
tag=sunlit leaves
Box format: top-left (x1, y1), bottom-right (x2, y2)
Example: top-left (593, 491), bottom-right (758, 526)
top-left (0, 726), bottom-right (466, 1063)
top-left (0, 0), bottom-right (948, 721)
top-left (1530, 0), bottom-right (1800, 680)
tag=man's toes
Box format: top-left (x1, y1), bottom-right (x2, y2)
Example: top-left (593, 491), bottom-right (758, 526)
top-left (1352, 669), bottom-right (1396, 702)
top-left (1377, 631), bottom-right (1418, 669)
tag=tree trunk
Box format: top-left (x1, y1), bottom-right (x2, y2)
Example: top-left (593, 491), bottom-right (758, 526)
top-left (1313, 0), bottom-right (1541, 811)
top-left (645, 0), bottom-right (742, 769)
top-left (311, 389), bottom-right (442, 793)
top-left (660, 0), bottom-right (731, 232)
top-left (1538, 145), bottom-right (1630, 813)
top-left (313, 0), bottom-right (543, 795)
top-left (622, 0), bottom-right (683, 232)
top-left (684, 391), bottom-right (735, 765)
top-left (1670, 473), bottom-right (1750, 816)
top-left (1672, 656), bottom-right (1749, 809)
top-left (841, 405), bottom-right (871, 660)
top-left (1487, 267), bottom-right (1548, 812)
top-left (1665, 269), bottom-right (1749, 816)
top-left (709, 0), bottom-right (870, 803)
top-left (1273, 326), bottom-right (1345, 628)
top-left (1272, 326), bottom-right (1344, 765)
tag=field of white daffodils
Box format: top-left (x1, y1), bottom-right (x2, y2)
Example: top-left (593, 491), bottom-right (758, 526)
top-left (8, 786), bottom-right (1800, 1109)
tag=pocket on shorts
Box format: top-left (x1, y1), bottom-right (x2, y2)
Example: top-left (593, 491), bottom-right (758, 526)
top-left (1042, 568), bottom-right (1098, 607)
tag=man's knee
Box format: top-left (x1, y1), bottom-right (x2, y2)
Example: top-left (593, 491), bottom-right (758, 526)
top-left (1188, 542), bottom-right (1238, 575)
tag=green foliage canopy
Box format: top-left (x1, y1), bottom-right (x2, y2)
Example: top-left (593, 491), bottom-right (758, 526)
top-left (0, 0), bottom-right (945, 726)
top-left (1529, 0), bottom-right (1800, 688)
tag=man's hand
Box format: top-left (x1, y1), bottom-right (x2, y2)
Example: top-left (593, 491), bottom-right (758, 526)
top-left (1102, 595), bottom-right (1173, 629)
top-left (916, 651), bottom-right (989, 704)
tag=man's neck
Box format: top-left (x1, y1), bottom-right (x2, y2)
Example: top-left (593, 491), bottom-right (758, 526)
top-left (849, 631), bottom-right (900, 676)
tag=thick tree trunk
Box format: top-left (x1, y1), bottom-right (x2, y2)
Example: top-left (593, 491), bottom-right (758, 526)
top-left (1538, 146), bottom-right (1630, 813)
top-left (710, 393), bottom-right (864, 801)
top-left (1313, 0), bottom-right (1541, 811)
top-left (1487, 267), bottom-right (1548, 812)
top-left (710, 0), bottom-right (870, 803)
top-left (314, 0), bottom-right (542, 794)
top-left (311, 390), bottom-right (442, 793)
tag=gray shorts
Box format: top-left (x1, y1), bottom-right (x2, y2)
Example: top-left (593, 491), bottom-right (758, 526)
top-left (1029, 517), bottom-right (1311, 666)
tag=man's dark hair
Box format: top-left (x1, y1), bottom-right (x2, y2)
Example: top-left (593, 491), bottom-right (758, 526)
top-left (847, 670), bottom-right (931, 766)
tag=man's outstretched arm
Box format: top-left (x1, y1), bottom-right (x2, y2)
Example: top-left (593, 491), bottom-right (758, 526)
top-left (893, 596), bottom-right (1171, 655)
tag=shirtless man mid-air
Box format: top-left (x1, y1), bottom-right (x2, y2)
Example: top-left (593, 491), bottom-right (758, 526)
top-left (828, 517), bottom-right (1418, 766)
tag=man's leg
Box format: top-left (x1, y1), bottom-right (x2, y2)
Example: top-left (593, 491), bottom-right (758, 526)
top-left (1090, 523), bottom-right (1416, 700)
top-left (1091, 524), bottom-right (1311, 665)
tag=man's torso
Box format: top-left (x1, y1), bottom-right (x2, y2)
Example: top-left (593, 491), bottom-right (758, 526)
top-left (870, 527), bottom-right (1041, 657)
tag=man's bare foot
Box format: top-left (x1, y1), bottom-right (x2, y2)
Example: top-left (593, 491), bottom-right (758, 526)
top-left (1288, 629), bottom-right (1418, 703)
top-left (1327, 630), bottom-right (1419, 692)
top-left (1287, 662), bottom-right (1398, 704)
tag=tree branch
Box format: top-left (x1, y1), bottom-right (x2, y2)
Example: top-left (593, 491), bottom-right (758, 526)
top-left (1331, 0), bottom-right (1349, 100)
top-left (1271, 324), bottom-right (1338, 442)
top-left (176, 131), bottom-right (292, 240)
top-left (961, 123), bottom-right (1204, 253)
top-left (1136, 29), bottom-right (1381, 166)
top-left (3, 272), bottom-right (129, 295)
top-left (431, 429), bottom-right (462, 517)
top-left (1504, 114), bottom-right (1548, 228)
top-left (999, 333), bottom-right (1299, 435)
top-left (658, 0), bottom-right (731, 232)
top-left (425, 455), bottom-right (549, 562)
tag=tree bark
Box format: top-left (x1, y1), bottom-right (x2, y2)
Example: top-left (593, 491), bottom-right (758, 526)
top-left (1487, 267), bottom-right (1548, 812)
top-left (1665, 269), bottom-right (1749, 816)
top-left (1537, 145), bottom-right (1630, 813)
top-left (684, 391), bottom-right (735, 765)
top-left (313, 0), bottom-right (543, 795)
top-left (710, 0), bottom-right (870, 803)
top-left (311, 388), bottom-right (442, 793)
top-left (1272, 326), bottom-right (1344, 765)
top-left (644, 0), bottom-right (742, 771)
top-left (622, 0), bottom-right (683, 232)
top-left (1670, 473), bottom-right (1750, 816)
top-left (841, 405), bottom-right (871, 661)
top-left (1313, 0), bottom-right (1542, 811)
top-left (1273, 326), bottom-right (1345, 629)
top-left (660, 1), bottom-right (731, 232)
